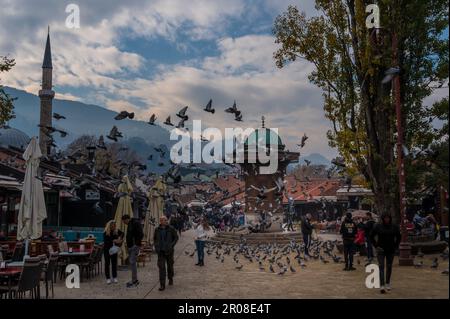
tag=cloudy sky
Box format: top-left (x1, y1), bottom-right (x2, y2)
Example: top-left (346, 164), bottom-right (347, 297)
top-left (0, 1), bottom-right (447, 160)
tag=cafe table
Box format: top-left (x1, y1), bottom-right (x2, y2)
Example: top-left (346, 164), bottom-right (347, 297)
top-left (0, 267), bottom-right (22, 299)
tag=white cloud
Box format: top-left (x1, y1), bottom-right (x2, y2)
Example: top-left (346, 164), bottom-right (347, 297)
top-left (0, 0), bottom-right (338, 158)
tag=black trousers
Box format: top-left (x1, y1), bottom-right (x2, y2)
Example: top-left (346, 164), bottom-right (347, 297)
top-left (157, 252), bottom-right (174, 285)
top-left (104, 250), bottom-right (118, 279)
top-left (343, 241), bottom-right (355, 268)
top-left (303, 234), bottom-right (311, 256)
top-left (377, 250), bottom-right (394, 286)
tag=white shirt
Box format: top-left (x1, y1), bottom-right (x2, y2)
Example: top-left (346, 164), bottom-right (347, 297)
top-left (196, 224), bottom-right (208, 241)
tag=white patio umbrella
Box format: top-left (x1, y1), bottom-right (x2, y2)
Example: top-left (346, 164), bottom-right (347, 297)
top-left (17, 137), bottom-right (47, 257)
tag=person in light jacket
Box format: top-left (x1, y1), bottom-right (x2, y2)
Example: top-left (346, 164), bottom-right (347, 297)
top-left (194, 218), bottom-right (210, 266)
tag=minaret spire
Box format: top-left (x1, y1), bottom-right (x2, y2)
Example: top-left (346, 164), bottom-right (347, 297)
top-left (42, 26), bottom-right (53, 69)
top-left (39, 27), bottom-right (55, 155)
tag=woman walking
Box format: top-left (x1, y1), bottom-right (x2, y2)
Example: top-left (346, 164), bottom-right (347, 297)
top-left (195, 218), bottom-right (210, 266)
top-left (103, 220), bottom-right (123, 284)
top-left (370, 214), bottom-right (401, 294)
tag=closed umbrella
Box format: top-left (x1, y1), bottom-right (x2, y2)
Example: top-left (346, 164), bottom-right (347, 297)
top-left (114, 175), bottom-right (134, 264)
top-left (17, 137), bottom-right (47, 256)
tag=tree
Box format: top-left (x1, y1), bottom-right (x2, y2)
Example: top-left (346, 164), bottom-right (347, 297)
top-left (0, 56), bottom-right (16, 126)
top-left (273, 1), bottom-right (448, 222)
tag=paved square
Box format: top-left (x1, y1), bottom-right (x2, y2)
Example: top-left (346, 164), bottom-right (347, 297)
top-left (53, 230), bottom-right (449, 299)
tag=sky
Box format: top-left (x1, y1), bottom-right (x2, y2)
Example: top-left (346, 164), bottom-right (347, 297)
top-left (0, 0), bottom-right (447, 160)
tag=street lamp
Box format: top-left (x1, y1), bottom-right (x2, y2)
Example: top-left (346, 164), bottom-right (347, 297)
top-left (390, 32), bottom-right (413, 266)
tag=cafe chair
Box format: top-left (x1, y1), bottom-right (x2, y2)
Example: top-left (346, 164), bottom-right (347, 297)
top-left (5, 257), bottom-right (43, 299)
top-left (41, 253), bottom-right (58, 298)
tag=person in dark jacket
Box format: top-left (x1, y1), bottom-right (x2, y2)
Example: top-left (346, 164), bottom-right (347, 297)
top-left (122, 215), bottom-right (143, 288)
top-left (103, 220), bottom-right (123, 284)
top-left (340, 212), bottom-right (357, 271)
top-left (301, 213), bottom-right (313, 257)
top-left (370, 214), bottom-right (401, 294)
top-left (154, 215), bottom-right (179, 291)
top-left (364, 212), bottom-right (376, 262)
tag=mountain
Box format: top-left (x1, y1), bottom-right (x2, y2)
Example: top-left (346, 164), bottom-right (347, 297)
top-left (4, 87), bottom-right (230, 175)
top-left (299, 153), bottom-right (331, 166)
top-left (287, 153), bottom-right (331, 173)
top-left (4, 86), bottom-right (171, 148)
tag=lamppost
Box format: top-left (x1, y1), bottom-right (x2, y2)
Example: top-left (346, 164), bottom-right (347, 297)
top-left (372, 28), bottom-right (413, 265)
top-left (391, 32), bottom-right (413, 266)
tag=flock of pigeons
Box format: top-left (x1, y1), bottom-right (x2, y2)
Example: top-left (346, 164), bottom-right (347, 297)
top-left (143, 99), bottom-right (244, 130)
top-left (184, 239), bottom-right (449, 276)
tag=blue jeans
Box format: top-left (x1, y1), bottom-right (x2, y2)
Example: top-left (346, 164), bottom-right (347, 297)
top-left (195, 240), bottom-right (205, 263)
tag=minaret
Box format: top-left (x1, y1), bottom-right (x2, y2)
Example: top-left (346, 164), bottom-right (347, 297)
top-left (38, 26), bottom-right (55, 155)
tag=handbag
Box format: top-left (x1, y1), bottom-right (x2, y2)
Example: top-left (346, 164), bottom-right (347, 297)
top-left (109, 244), bottom-right (120, 256)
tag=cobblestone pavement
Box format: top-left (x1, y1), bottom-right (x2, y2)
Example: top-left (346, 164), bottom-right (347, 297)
top-left (52, 230), bottom-right (449, 299)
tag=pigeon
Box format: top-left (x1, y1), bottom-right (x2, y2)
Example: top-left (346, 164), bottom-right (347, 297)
top-left (176, 106), bottom-right (189, 120)
top-left (53, 113), bottom-right (66, 120)
top-left (97, 136), bottom-right (107, 150)
top-left (304, 159), bottom-right (311, 166)
top-left (164, 116), bottom-right (174, 126)
top-left (417, 248), bottom-right (424, 258)
top-left (148, 114), bottom-right (156, 125)
top-left (235, 264), bottom-right (243, 270)
top-left (114, 110), bottom-right (134, 120)
top-left (225, 101), bottom-right (238, 114)
top-left (203, 99), bottom-right (215, 114)
top-left (382, 66), bottom-right (400, 84)
top-left (235, 111), bottom-right (243, 122)
top-left (431, 257), bottom-right (439, 269)
top-left (269, 264), bottom-right (275, 273)
top-left (289, 265), bottom-right (296, 273)
top-left (442, 268), bottom-right (449, 275)
top-left (413, 259), bottom-right (423, 268)
top-left (55, 128), bottom-right (68, 138)
top-left (107, 126), bottom-right (122, 142)
top-left (176, 117), bottom-right (187, 129)
top-left (298, 133), bottom-right (308, 148)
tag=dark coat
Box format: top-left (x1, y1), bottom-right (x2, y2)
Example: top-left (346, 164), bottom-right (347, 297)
top-left (126, 218), bottom-right (143, 248)
top-left (301, 217), bottom-right (313, 235)
top-left (154, 225), bottom-right (179, 255)
top-left (370, 222), bottom-right (401, 254)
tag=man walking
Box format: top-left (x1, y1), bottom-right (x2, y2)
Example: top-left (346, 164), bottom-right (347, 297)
top-left (154, 215), bottom-right (179, 291)
top-left (301, 213), bottom-right (313, 257)
top-left (340, 212), bottom-right (357, 271)
top-left (122, 214), bottom-right (143, 288)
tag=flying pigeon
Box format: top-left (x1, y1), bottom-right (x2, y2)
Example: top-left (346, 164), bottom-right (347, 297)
top-left (298, 133), bottom-right (308, 148)
top-left (164, 116), bottom-right (174, 126)
top-left (226, 101), bottom-right (239, 114)
top-left (148, 114), bottom-right (156, 125)
top-left (53, 113), bottom-right (66, 120)
top-left (114, 110), bottom-right (135, 121)
top-left (203, 99), bottom-right (215, 114)
top-left (176, 106), bottom-right (189, 120)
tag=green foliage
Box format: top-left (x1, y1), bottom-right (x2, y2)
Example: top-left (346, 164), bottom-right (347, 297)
top-left (0, 56), bottom-right (16, 126)
top-left (273, 0), bottom-right (448, 220)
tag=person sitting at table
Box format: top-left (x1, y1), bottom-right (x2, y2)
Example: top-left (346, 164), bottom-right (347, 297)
top-left (103, 220), bottom-right (123, 285)
top-left (0, 230), bottom-right (7, 241)
top-left (43, 230), bottom-right (58, 241)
